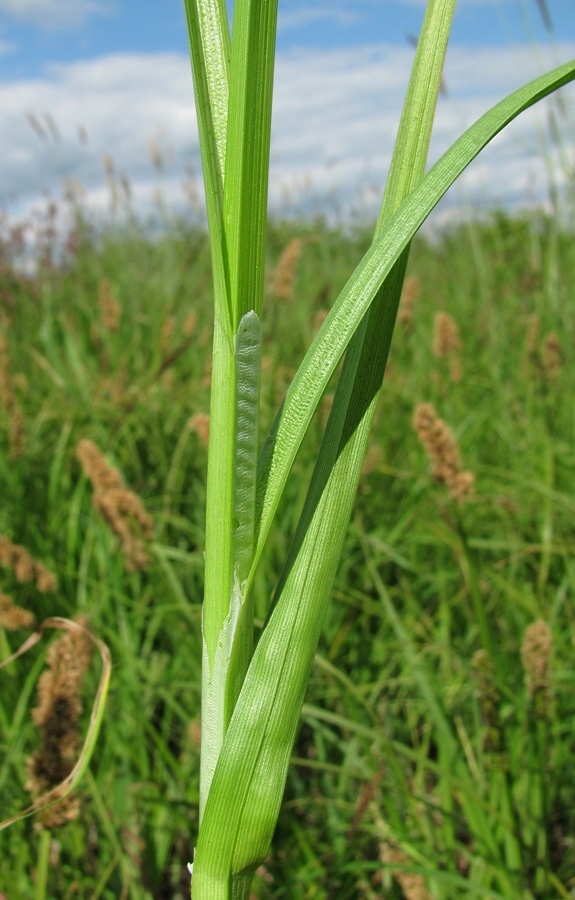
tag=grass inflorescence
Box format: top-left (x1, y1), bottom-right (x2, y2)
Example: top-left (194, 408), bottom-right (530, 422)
top-left (0, 200), bottom-right (574, 896)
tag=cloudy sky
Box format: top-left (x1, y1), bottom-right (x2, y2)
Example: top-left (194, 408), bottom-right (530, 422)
top-left (0, 0), bottom-right (574, 234)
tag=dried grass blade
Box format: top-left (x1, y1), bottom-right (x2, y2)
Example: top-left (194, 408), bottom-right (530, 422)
top-left (0, 617), bottom-right (111, 832)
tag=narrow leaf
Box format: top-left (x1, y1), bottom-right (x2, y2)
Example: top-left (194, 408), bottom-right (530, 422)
top-left (251, 60), bottom-right (575, 587)
top-left (223, 0), bottom-right (279, 327)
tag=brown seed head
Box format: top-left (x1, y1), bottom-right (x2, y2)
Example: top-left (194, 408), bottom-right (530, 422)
top-left (0, 535), bottom-right (57, 592)
top-left (76, 440), bottom-right (153, 571)
top-left (35, 566), bottom-right (58, 594)
top-left (183, 311), bottom-right (198, 337)
top-left (449, 356), bottom-right (463, 385)
top-left (26, 619), bottom-right (93, 828)
top-left (542, 331), bottom-right (561, 379)
top-left (76, 439), bottom-right (122, 490)
top-left (433, 312), bottom-right (462, 358)
top-left (97, 279), bottom-right (121, 332)
top-left (380, 844), bottom-right (432, 900)
top-left (273, 237), bottom-right (317, 300)
top-left (521, 619), bottom-right (552, 716)
top-left (413, 403), bottom-right (474, 502)
top-left (0, 592), bottom-right (36, 630)
top-left (273, 237), bottom-right (305, 300)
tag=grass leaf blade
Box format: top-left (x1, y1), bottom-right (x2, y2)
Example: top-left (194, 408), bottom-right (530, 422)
top-left (252, 59), bottom-right (575, 583)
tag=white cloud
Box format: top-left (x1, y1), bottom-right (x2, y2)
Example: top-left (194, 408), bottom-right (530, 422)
top-left (270, 40), bottom-right (575, 218)
top-left (1, 40), bottom-right (574, 243)
top-left (0, 53), bottom-right (198, 213)
top-left (0, 0), bottom-right (107, 29)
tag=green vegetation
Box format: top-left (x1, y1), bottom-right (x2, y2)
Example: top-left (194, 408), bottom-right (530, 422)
top-left (1, 200), bottom-right (574, 896)
top-left (182, 0), bottom-right (574, 893)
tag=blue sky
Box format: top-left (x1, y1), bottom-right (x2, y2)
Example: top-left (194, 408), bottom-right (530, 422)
top-left (1, 0), bottom-right (570, 75)
top-left (0, 0), bottom-right (574, 235)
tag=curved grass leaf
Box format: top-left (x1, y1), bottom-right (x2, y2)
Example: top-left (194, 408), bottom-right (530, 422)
top-left (250, 59), bottom-right (575, 591)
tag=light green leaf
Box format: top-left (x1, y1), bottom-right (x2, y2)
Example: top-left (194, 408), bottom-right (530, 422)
top-left (251, 59), bottom-right (575, 589)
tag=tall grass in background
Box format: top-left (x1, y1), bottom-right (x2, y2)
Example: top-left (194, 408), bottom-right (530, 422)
top-left (1, 180), bottom-right (575, 899)
top-left (0, 0), bottom-right (574, 897)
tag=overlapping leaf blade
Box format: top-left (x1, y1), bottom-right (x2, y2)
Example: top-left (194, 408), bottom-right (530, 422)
top-left (194, 58), bottom-right (575, 898)
top-left (249, 59), bottom-right (575, 590)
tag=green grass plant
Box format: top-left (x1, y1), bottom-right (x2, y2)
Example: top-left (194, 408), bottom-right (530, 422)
top-left (182, 0), bottom-right (574, 895)
top-left (0, 1), bottom-right (574, 895)
top-left (1, 202), bottom-right (575, 899)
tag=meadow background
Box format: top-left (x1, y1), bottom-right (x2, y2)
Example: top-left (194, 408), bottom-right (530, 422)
top-left (1, 175), bottom-right (574, 898)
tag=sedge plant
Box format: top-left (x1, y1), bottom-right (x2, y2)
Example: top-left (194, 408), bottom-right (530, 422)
top-left (182, 0), bottom-right (575, 895)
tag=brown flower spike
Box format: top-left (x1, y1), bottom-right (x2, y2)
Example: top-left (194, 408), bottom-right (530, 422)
top-left (0, 592), bottom-right (35, 630)
top-left (433, 311), bottom-right (462, 357)
top-left (521, 619), bottom-right (552, 718)
top-left (413, 403), bottom-right (474, 501)
top-left (273, 237), bottom-right (305, 300)
top-left (381, 844), bottom-right (432, 900)
top-left (76, 439), bottom-right (154, 571)
top-left (0, 535), bottom-right (57, 593)
top-left (97, 278), bottom-right (122, 333)
top-left (26, 620), bottom-right (92, 828)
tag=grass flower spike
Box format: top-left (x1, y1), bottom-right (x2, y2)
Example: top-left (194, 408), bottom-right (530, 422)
top-left (26, 619), bottom-right (92, 829)
top-left (0, 535), bottom-right (57, 593)
top-left (433, 311), bottom-right (462, 357)
top-left (0, 593), bottom-right (35, 631)
top-left (521, 619), bottom-right (553, 716)
top-left (76, 439), bottom-right (154, 571)
top-left (413, 402), bottom-right (474, 501)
